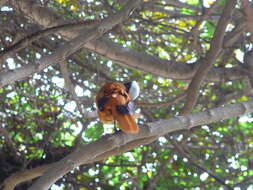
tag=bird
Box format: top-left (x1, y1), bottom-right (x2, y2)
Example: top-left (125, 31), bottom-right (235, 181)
top-left (96, 81), bottom-right (140, 134)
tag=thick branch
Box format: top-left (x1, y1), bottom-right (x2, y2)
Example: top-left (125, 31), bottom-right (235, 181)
top-left (241, 0), bottom-right (253, 42)
top-left (3, 164), bottom-right (52, 190)
top-left (28, 99), bottom-right (253, 190)
top-left (241, 1), bottom-right (253, 88)
top-left (2, 0), bottom-right (245, 87)
top-left (0, 0), bottom-right (141, 88)
top-left (0, 22), bottom-right (96, 59)
top-left (0, 0), bottom-right (7, 6)
top-left (181, 0), bottom-right (237, 114)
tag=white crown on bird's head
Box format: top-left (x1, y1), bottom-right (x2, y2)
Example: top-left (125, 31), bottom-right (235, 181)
top-left (124, 81), bottom-right (140, 100)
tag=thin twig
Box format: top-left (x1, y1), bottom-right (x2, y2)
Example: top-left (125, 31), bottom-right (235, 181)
top-left (0, 21), bottom-right (97, 59)
top-left (137, 92), bottom-right (186, 107)
top-left (170, 139), bottom-right (233, 190)
top-left (189, 2), bottom-right (218, 50)
top-left (59, 61), bottom-right (90, 122)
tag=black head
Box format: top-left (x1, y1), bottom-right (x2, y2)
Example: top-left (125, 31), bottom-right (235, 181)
top-left (124, 82), bottom-right (132, 93)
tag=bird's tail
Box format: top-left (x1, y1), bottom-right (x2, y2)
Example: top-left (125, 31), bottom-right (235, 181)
top-left (114, 112), bottom-right (139, 134)
top-left (110, 94), bottom-right (139, 134)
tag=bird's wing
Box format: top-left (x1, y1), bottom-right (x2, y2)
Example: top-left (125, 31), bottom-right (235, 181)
top-left (96, 84), bottom-right (113, 123)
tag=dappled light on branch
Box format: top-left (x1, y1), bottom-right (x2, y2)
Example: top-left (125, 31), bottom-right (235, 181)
top-left (1, 0), bottom-right (253, 190)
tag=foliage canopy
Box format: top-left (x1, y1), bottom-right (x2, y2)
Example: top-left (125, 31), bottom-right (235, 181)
top-left (1, 0), bottom-right (253, 189)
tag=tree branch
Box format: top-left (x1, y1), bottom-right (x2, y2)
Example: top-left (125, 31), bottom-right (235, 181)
top-left (2, 0), bottom-right (245, 87)
top-left (0, 0), bottom-right (7, 7)
top-left (181, 0), bottom-right (237, 115)
top-left (0, 21), bottom-right (97, 59)
top-left (241, 1), bottom-right (253, 89)
top-left (28, 99), bottom-right (253, 190)
top-left (241, 0), bottom-right (253, 42)
top-left (146, 151), bottom-right (175, 190)
top-left (3, 164), bottom-right (52, 190)
top-left (59, 60), bottom-right (93, 122)
top-left (170, 139), bottom-right (233, 189)
top-left (137, 92), bottom-right (186, 107)
top-left (0, 0), bottom-right (141, 88)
